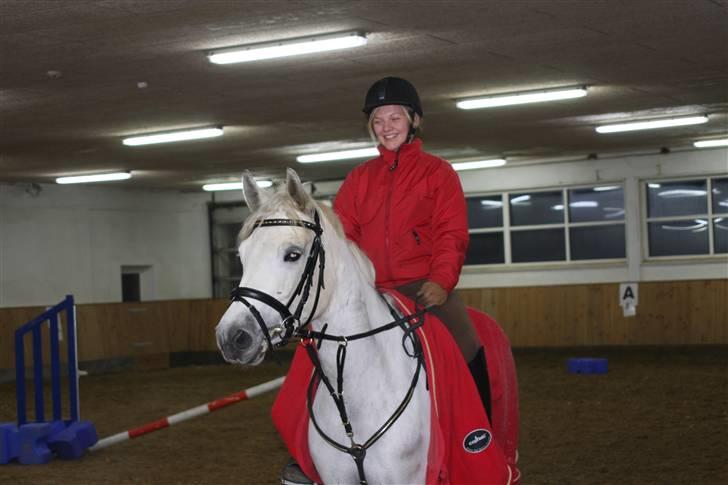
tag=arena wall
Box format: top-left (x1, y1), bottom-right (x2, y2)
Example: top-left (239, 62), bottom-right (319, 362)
top-left (1, 279), bottom-right (725, 376)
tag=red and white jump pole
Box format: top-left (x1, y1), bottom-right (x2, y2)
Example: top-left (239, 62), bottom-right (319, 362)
top-left (89, 375), bottom-right (285, 451)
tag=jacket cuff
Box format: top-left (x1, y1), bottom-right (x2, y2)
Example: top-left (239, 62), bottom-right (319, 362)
top-left (429, 274), bottom-right (456, 294)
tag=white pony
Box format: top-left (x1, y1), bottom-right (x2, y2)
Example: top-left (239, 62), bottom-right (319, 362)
top-left (216, 169), bottom-right (431, 484)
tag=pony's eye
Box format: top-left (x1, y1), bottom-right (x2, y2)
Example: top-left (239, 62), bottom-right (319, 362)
top-left (284, 250), bottom-right (302, 262)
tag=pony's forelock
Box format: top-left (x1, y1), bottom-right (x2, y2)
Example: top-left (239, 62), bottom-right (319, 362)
top-left (238, 191), bottom-right (345, 242)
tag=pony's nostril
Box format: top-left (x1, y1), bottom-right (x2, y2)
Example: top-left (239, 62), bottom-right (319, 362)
top-left (233, 329), bottom-right (253, 350)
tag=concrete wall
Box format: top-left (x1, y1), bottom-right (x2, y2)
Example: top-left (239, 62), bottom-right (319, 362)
top-left (0, 183), bottom-right (212, 307)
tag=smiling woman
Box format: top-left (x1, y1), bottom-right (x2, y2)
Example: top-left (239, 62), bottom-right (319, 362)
top-left (337, 77), bottom-right (486, 366)
top-left (328, 78), bottom-right (517, 482)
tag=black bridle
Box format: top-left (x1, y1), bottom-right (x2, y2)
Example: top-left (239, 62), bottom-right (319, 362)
top-left (230, 210), bottom-right (326, 349)
top-left (229, 209), bottom-right (429, 485)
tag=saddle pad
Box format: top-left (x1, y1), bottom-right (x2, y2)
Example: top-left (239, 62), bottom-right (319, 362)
top-left (271, 289), bottom-right (511, 484)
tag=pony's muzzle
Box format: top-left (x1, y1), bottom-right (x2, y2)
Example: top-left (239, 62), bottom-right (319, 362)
top-left (216, 326), bottom-right (260, 364)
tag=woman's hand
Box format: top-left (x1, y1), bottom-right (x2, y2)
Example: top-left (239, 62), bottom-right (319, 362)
top-left (417, 281), bottom-right (448, 308)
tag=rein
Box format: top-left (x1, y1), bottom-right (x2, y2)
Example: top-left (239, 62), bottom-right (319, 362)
top-left (229, 209), bottom-right (429, 484)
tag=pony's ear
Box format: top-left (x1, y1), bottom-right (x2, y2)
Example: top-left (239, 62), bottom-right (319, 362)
top-left (286, 168), bottom-right (310, 210)
top-left (242, 171), bottom-right (262, 212)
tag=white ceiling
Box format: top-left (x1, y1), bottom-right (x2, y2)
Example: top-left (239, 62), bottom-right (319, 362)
top-left (1, 0), bottom-right (727, 191)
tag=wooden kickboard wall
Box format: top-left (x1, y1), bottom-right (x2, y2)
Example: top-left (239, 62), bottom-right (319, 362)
top-left (1, 279), bottom-right (725, 370)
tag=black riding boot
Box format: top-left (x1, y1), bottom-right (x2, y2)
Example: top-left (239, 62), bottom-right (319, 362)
top-left (467, 346), bottom-right (492, 422)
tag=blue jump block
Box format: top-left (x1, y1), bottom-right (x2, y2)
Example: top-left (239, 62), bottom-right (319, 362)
top-left (48, 421), bottom-right (98, 460)
top-left (1, 423), bottom-right (19, 464)
top-left (17, 421), bottom-right (65, 465)
top-left (567, 358), bottom-right (608, 374)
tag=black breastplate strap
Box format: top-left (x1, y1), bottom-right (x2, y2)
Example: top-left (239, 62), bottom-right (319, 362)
top-left (302, 306), bottom-right (428, 485)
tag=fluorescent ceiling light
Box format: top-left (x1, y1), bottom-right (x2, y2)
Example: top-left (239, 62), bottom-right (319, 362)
top-left (661, 221), bottom-right (707, 231)
top-left (456, 86), bottom-right (587, 110)
top-left (605, 208), bottom-right (625, 218)
top-left (123, 127), bottom-right (223, 146)
top-left (451, 159), bottom-right (506, 171)
top-left (694, 138), bottom-right (728, 148)
top-left (297, 147), bottom-right (379, 164)
top-left (208, 31), bottom-right (367, 64)
top-left (593, 186), bottom-right (620, 192)
top-left (596, 116), bottom-right (708, 134)
top-left (203, 180), bottom-right (272, 191)
top-left (510, 195), bottom-right (531, 205)
top-left (56, 172), bottom-right (131, 184)
top-left (657, 189), bottom-right (707, 198)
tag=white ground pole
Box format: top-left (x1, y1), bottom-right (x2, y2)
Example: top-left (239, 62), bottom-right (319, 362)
top-left (89, 375), bottom-right (285, 451)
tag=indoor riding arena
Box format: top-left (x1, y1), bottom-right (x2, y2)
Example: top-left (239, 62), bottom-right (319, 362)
top-left (1, 1), bottom-right (726, 485)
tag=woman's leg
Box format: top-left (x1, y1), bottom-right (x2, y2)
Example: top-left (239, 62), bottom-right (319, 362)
top-left (395, 280), bottom-right (492, 420)
top-left (395, 280), bottom-right (479, 360)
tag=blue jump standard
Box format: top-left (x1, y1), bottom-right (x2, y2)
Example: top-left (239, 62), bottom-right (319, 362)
top-left (567, 358), bottom-right (608, 374)
top-left (1, 420), bottom-right (98, 464)
top-left (2, 295), bottom-right (98, 465)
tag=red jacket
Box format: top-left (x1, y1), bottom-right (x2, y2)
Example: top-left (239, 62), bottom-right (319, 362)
top-left (334, 139), bottom-right (469, 293)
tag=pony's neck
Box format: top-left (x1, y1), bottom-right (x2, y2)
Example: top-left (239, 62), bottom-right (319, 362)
top-left (308, 233), bottom-right (418, 386)
top-left (316, 237), bottom-right (391, 337)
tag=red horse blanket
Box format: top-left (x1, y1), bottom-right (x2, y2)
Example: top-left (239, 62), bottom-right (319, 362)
top-left (271, 290), bottom-right (519, 484)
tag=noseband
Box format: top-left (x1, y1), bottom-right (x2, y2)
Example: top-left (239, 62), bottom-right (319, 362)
top-left (230, 209), bottom-right (325, 349)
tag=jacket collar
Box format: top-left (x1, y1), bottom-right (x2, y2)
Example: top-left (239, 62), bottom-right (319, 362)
top-left (376, 138), bottom-right (422, 169)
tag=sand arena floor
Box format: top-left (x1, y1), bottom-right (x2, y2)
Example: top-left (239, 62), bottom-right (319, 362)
top-left (1, 347), bottom-right (726, 484)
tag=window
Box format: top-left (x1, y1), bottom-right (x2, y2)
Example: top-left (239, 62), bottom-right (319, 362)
top-left (465, 195), bottom-right (505, 265)
top-left (645, 177), bottom-right (727, 257)
top-left (567, 186), bottom-right (626, 260)
top-left (510, 190), bottom-right (566, 263)
top-left (465, 184), bottom-right (626, 266)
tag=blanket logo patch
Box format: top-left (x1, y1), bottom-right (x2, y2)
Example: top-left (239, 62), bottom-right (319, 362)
top-left (463, 428), bottom-right (492, 453)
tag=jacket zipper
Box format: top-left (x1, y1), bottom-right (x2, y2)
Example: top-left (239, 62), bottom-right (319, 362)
top-left (383, 153), bottom-right (399, 283)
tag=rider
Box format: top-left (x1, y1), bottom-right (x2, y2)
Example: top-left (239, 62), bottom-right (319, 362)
top-left (280, 76), bottom-right (494, 485)
top-left (333, 76), bottom-right (492, 418)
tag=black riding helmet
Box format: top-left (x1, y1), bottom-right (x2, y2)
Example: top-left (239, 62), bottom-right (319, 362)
top-left (362, 77), bottom-right (423, 117)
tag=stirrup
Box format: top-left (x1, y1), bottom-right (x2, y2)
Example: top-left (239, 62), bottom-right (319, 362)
top-left (280, 460), bottom-right (315, 485)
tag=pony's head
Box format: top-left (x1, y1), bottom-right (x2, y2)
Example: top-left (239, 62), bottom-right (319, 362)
top-left (215, 168), bottom-right (335, 365)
